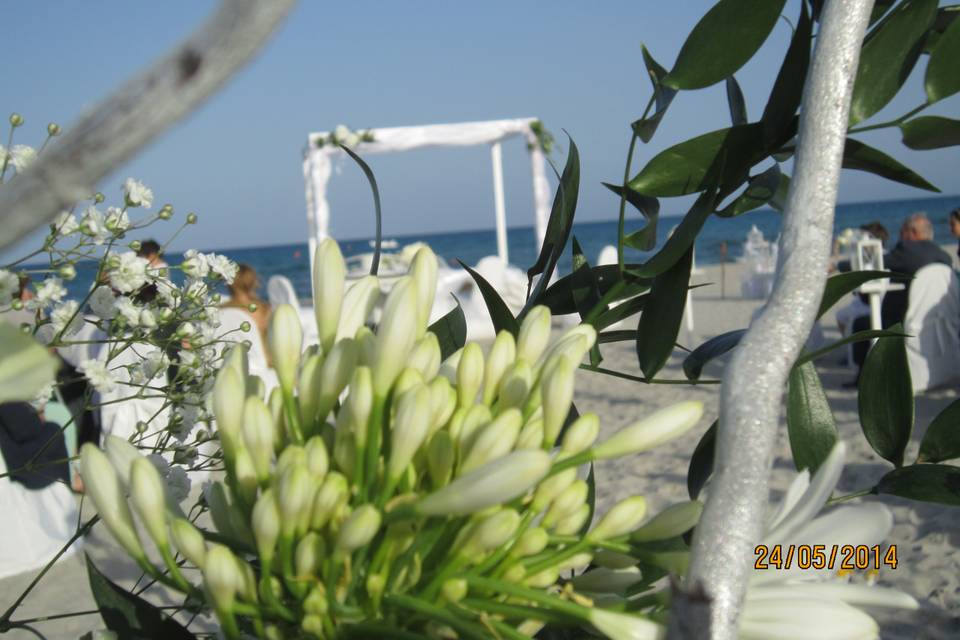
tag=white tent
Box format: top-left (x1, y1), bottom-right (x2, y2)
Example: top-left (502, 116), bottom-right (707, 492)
top-left (302, 118), bottom-right (552, 277)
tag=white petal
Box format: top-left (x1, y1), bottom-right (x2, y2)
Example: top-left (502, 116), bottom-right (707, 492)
top-left (741, 597), bottom-right (877, 640)
top-left (764, 442), bottom-right (845, 545)
top-left (766, 469), bottom-right (810, 531)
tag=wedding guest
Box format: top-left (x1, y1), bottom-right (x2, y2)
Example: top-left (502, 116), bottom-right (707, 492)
top-left (949, 208), bottom-right (960, 262)
top-left (221, 264), bottom-right (273, 361)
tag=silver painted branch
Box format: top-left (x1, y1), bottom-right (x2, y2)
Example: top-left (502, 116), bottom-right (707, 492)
top-left (0, 0), bottom-right (297, 251)
top-left (669, 1), bottom-right (875, 638)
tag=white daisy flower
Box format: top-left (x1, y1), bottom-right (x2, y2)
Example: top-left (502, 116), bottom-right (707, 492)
top-left (108, 252), bottom-right (149, 293)
top-left (123, 178), bottom-right (153, 209)
top-left (206, 254), bottom-right (238, 284)
top-left (9, 145), bottom-right (37, 172)
top-left (181, 250), bottom-right (209, 279)
top-left (53, 211), bottom-right (79, 236)
top-left (104, 207), bottom-right (130, 232)
top-left (78, 358), bottom-right (118, 394)
top-left (741, 442), bottom-right (918, 640)
top-left (0, 269), bottom-right (19, 304)
top-left (89, 286), bottom-right (117, 320)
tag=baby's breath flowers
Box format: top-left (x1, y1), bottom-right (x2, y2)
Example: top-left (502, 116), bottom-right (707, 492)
top-left (82, 239), bottom-right (705, 639)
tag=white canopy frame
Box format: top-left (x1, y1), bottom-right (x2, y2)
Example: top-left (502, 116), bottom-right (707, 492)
top-left (303, 118), bottom-right (552, 276)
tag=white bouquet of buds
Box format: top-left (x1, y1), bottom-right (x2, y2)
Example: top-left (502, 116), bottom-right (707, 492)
top-left (80, 239), bottom-right (705, 639)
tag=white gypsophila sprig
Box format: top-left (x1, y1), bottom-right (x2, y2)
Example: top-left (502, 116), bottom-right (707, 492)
top-left (52, 211), bottom-right (80, 237)
top-left (206, 254), bottom-right (237, 284)
top-left (89, 286), bottom-right (118, 320)
top-left (80, 206), bottom-right (110, 245)
top-left (108, 252), bottom-right (150, 293)
top-left (105, 207), bottom-right (130, 232)
top-left (78, 359), bottom-right (119, 394)
top-left (49, 300), bottom-right (84, 337)
top-left (29, 277), bottom-right (67, 310)
top-left (0, 269), bottom-right (18, 304)
top-left (181, 250), bottom-right (209, 279)
top-left (9, 145), bottom-right (37, 172)
top-left (114, 296), bottom-right (142, 327)
top-left (123, 178), bottom-right (153, 209)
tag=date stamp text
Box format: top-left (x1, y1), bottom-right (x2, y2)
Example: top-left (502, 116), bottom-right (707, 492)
top-left (754, 544), bottom-right (898, 571)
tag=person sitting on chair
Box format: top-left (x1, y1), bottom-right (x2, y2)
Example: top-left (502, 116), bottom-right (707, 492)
top-left (222, 264), bottom-right (273, 362)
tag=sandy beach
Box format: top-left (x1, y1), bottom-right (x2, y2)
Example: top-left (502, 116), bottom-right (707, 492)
top-left (1, 260), bottom-right (957, 639)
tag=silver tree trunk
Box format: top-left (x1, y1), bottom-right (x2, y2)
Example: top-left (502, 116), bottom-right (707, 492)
top-left (0, 0), bottom-right (297, 251)
top-left (669, 1), bottom-right (876, 638)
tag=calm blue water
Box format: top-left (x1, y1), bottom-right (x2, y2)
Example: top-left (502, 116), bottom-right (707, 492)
top-left (46, 194), bottom-right (960, 301)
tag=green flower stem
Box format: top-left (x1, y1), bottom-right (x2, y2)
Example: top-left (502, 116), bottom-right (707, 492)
top-left (420, 553), bottom-right (469, 601)
top-left (460, 598), bottom-right (576, 626)
top-left (523, 539), bottom-right (589, 576)
top-left (449, 605), bottom-right (531, 640)
top-left (847, 101), bottom-right (930, 134)
top-left (257, 575), bottom-right (297, 623)
top-left (549, 450), bottom-right (593, 476)
top-left (344, 623), bottom-right (427, 639)
top-left (827, 488), bottom-right (873, 504)
top-left (362, 395), bottom-right (387, 501)
top-left (581, 364), bottom-right (722, 385)
top-left (549, 534), bottom-right (631, 554)
top-left (278, 536), bottom-right (307, 599)
top-left (215, 604), bottom-right (242, 640)
top-left (282, 389), bottom-right (304, 445)
top-left (465, 575), bottom-right (595, 623)
top-left (384, 593), bottom-right (490, 640)
top-left (157, 544), bottom-right (192, 593)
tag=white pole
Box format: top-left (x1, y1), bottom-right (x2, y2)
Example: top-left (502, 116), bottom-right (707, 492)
top-left (528, 141), bottom-right (551, 255)
top-left (491, 141), bottom-right (509, 264)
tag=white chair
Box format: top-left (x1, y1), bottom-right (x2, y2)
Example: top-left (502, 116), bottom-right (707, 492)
top-left (267, 275), bottom-right (299, 308)
top-left (0, 453), bottom-right (80, 579)
top-left (904, 264), bottom-right (960, 393)
top-left (217, 307), bottom-right (279, 392)
top-left (98, 342), bottom-right (171, 444)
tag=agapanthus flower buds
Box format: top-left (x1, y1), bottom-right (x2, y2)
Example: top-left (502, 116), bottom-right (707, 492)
top-left (586, 608), bottom-right (663, 640)
top-left (427, 431), bottom-right (455, 488)
top-left (465, 508), bottom-right (521, 555)
top-left (313, 239), bottom-right (346, 353)
top-left (268, 304), bottom-right (303, 393)
top-left (170, 518), bottom-right (207, 569)
top-left (418, 450), bottom-right (551, 516)
top-left (554, 504), bottom-right (591, 536)
top-left (344, 366), bottom-right (373, 445)
top-left (80, 444), bottom-right (144, 561)
top-left (278, 466), bottom-right (314, 538)
top-left (561, 413), bottom-right (600, 457)
top-left (498, 360), bottom-right (533, 410)
top-left (541, 355), bottom-right (575, 447)
top-left (630, 501), bottom-right (702, 543)
top-left (512, 527), bottom-right (549, 558)
top-left (305, 435), bottom-right (329, 479)
top-left (337, 505), bottom-right (381, 552)
top-left (212, 366), bottom-right (245, 462)
top-left (441, 578), bottom-right (468, 604)
top-left (483, 330), bottom-right (517, 404)
top-left (388, 385), bottom-right (432, 481)
top-left (517, 306), bottom-right (551, 363)
top-left (459, 408), bottom-right (522, 473)
top-left (337, 275), bottom-right (379, 342)
top-left (295, 532), bottom-right (325, 578)
top-left (592, 401), bottom-right (703, 460)
top-left (409, 246), bottom-right (438, 331)
top-left (373, 277), bottom-right (419, 394)
top-left (532, 468), bottom-right (576, 511)
top-left (242, 396), bottom-right (276, 483)
top-left (572, 567), bottom-right (643, 593)
top-left (515, 417), bottom-right (545, 450)
top-left (407, 333), bottom-right (441, 380)
top-left (542, 479), bottom-right (589, 529)
top-left (204, 544), bottom-right (241, 612)
top-left (589, 496), bottom-right (647, 541)
top-left (317, 337), bottom-right (358, 421)
top-left (129, 458), bottom-right (170, 549)
top-left (456, 342), bottom-right (484, 407)
top-left (311, 472), bottom-right (348, 530)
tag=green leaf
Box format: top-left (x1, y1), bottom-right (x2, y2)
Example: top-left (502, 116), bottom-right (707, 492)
top-left (850, 0), bottom-right (938, 125)
top-left (796, 328), bottom-right (908, 366)
top-left (716, 164), bottom-right (782, 218)
top-left (0, 323), bottom-right (59, 404)
top-left (636, 247), bottom-right (693, 378)
top-left (663, 0), bottom-right (787, 90)
top-left (925, 6), bottom-right (960, 103)
top-left (816, 270), bottom-right (892, 319)
top-left (85, 554), bottom-right (195, 639)
top-left (725, 76), bottom-right (748, 126)
top-left (634, 45), bottom-right (678, 143)
top-left (595, 293), bottom-right (650, 331)
top-left (843, 138), bottom-right (939, 192)
top-left (578, 463), bottom-right (597, 537)
top-left (900, 115), bottom-right (960, 150)
top-left (917, 398), bottom-right (960, 463)
top-left (571, 237), bottom-right (603, 366)
top-left (628, 123), bottom-right (767, 197)
top-left (339, 144), bottom-right (382, 275)
top-left (602, 182), bottom-right (660, 251)
top-left (427, 297), bottom-right (467, 361)
top-left (683, 329), bottom-right (746, 381)
top-left (687, 420), bottom-right (717, 499)
top-left (858, 326), bottom-right (914, 467)
top-left (628, 187), bottom-right (718, 278)
top-left (538, 265), bottom-right (652, 315)
top-left (924, 5), bottom-right (960, 52)
top-left (761, 2), bottom-right (811, 147)
top-left (457, 261), bottom-right (519, 336)
top-left (875, 464), bottom-right (960, 505)
top-left (787, 362), bottom-right (839, 473)
top-left (769, 172), bottom-right (791, 211)
top-left (525, 135), bottom-right (580, 313)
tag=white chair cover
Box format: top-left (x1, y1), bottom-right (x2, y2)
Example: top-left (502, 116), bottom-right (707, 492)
top-left (904, 264), bottom-right (960, 392)
top-left (217, 307), bottom-right (279, 391)
top-left (0, 455), bottom-right (80, 579)
top-left (597, 245), bottom-right (618, 267)
top-left (740, 225), bottom-right (777, 299)
top-left (461, 256), bottom-right (528, 341)
top-left (267, 275), bottom-right (299, 308)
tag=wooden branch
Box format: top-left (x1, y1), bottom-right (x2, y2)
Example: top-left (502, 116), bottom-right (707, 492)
top-left (668, 1), bottom-right (876, 638)
top-left (0, 0), bottom-right (297, 251)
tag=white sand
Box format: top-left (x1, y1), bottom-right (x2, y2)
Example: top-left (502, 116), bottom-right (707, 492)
top-left (1, 260), bottom-right (957, 638)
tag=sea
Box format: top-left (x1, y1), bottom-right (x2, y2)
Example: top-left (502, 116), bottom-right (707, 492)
top-left (49, 194), bottom-right (960, 301)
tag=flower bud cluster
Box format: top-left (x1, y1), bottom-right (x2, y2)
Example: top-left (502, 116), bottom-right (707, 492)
top-left (81, 237), bottom-right (704, 639)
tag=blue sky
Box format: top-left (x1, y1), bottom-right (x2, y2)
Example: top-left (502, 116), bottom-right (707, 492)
top-left (2, 1), bottom-right (957, 256)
